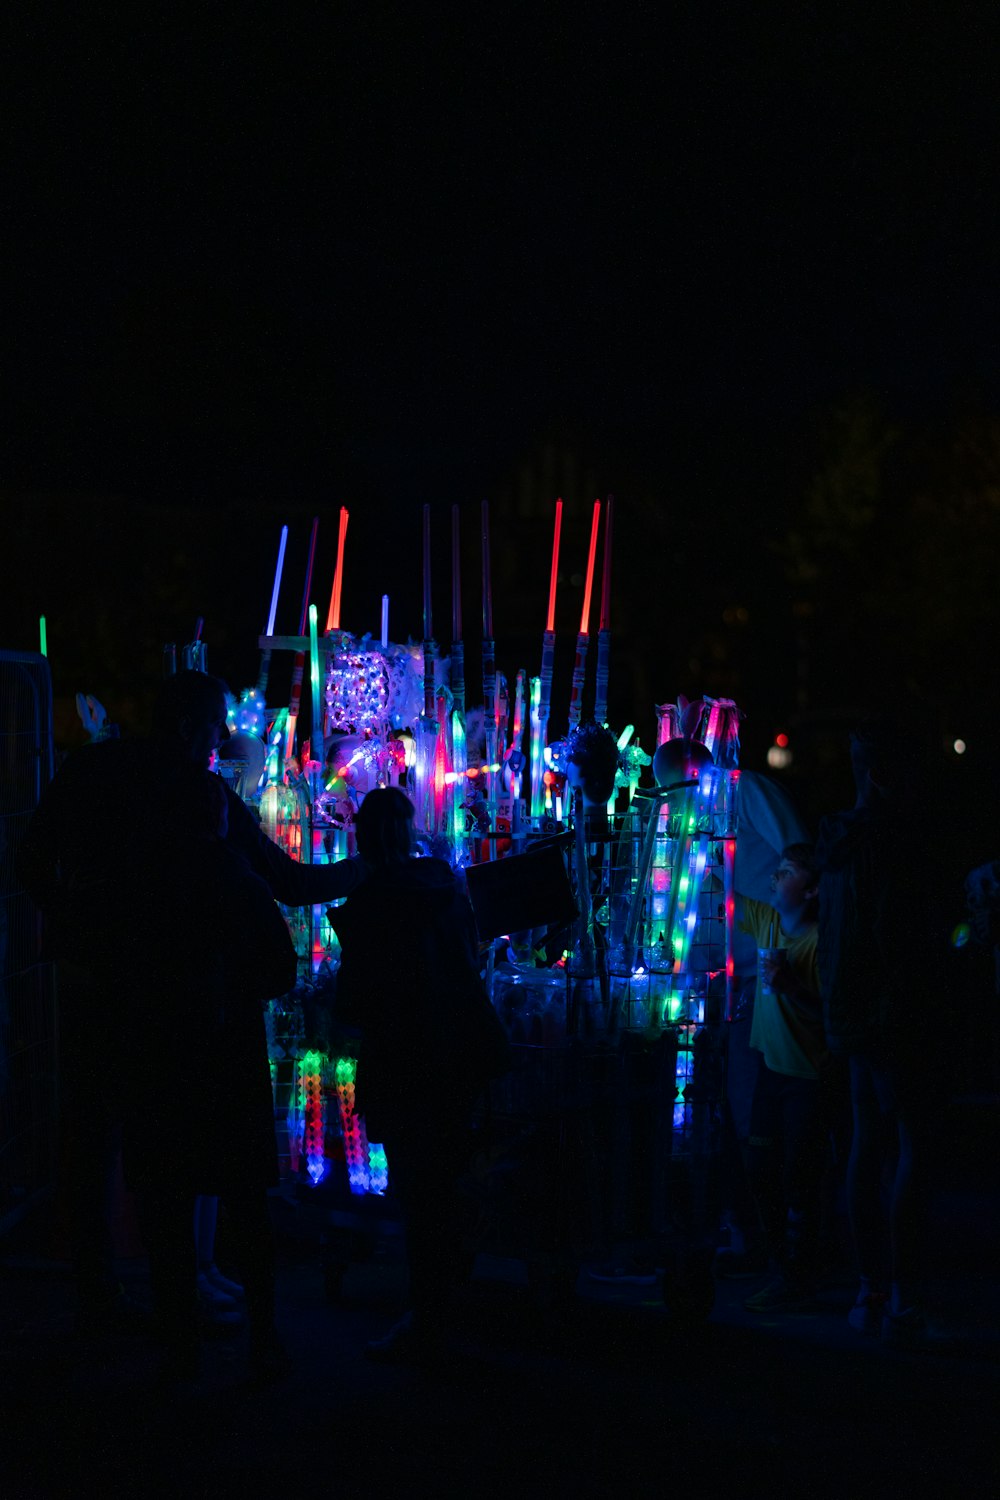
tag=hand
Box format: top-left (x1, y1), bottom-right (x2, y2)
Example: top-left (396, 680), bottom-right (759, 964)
top-left (76, 693), bottom-right (107, 739)
top-left (760, 954), bottom-right (789, 990)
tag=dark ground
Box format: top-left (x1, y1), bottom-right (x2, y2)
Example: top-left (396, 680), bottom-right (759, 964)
top-left (2, 1097), bottom-right (999, 1500)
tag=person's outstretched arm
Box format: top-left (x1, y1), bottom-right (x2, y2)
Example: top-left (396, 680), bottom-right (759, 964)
top-left (223, 785), bottom-right (365, 906)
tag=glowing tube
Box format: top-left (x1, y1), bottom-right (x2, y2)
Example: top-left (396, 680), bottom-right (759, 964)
top-left (433, 698), bottom-right (448, 829)
top-left (309, 604), bottom-right (323, 766)
top-left (451, 708), bottom-right (467, 850)
top-left (511, 669), bottom-right (525, 749)
top-left (724, 836), bottom-right (737, 1021)
top-left (286, 516), bottom-right (320, 762)
top-left (546, 498), bottom-right (563, 634)
top-left (38, 615), bottom-right (47, 657)
top-left (266, 525), bottom-right (288, 639)
top-left (624, 788), bottom-right (670, 955)
top-left (256, 524), bottom-right (289, 699)
top-left (674, 836), bottom-right (709, 976)
top-left (529, 674), bottom-right (546, 821)
top-left (326, 506), bottom-right (349, 631)
top-left (381, 594), bottom-right (389, 650)
top-left (579, 499), bottom-right (601, 636)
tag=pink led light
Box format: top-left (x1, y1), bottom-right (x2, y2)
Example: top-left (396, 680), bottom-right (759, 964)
top-left (579, 499), bottom-right (601, 636)
top-left (546, 498), bottom-right (563, 634)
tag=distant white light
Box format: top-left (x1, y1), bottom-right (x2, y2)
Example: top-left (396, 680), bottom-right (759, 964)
top-left (767, 746), bottom-right (793, 769)
top-left (953, 739), bottom-right (967, 755)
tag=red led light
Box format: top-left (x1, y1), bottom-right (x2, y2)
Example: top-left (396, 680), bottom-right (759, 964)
top-left (775, 733), bottom-right (789, 748)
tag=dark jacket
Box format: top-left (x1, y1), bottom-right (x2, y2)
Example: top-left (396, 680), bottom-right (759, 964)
top-left (330, 857), bottom-right (508, 1137)
top-left (18, 738), bottom-right (363, 971)
top-left (817, 804), bottom-right (943, 1058)
top-left (124, 835), bottom-right (297, 1192)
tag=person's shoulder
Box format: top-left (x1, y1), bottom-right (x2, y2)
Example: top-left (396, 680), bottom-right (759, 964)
top-left (737, 894), bottom-right (773, 938)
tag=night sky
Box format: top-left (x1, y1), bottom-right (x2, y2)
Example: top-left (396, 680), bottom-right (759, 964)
top-left (6, 8), bottom-right (1000, 809)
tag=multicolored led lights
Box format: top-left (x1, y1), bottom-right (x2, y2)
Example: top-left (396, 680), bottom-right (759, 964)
top-left (233, 504), bottom-right (740, 1177)
top-left (333, 1056), bottom-right (388, 1196)
top-left (287, 1048), bottom-right (327, 1184)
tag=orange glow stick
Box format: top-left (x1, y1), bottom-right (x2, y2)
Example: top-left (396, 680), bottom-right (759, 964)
top-left (326, 506), bottom-right (349, 630)
top-left (579, 499), bottom-right (601, 636)
top-left (546, 498), bottom-right (563, 634)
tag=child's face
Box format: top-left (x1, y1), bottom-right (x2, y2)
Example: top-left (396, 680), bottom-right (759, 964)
top-left (769, 859), bottom-right (816, 917)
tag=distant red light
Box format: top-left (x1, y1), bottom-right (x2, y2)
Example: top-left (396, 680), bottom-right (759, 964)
top-left (775, 733), bottom-right (789, 748)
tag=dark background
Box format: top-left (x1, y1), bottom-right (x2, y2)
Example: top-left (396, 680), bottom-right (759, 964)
top-left (5, 5), bottom-right (1000, 829)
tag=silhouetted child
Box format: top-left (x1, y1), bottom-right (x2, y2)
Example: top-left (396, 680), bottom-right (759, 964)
top-left (330, 788), bottom-right (509, 1361)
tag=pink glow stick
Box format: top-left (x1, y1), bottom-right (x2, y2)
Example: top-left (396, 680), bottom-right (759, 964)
top-left (579, 499), bottom-right (601, 637)
top-left (546, 498), bottom-right (563, 634)
top-left (326, 507), bottom-right (349, 631)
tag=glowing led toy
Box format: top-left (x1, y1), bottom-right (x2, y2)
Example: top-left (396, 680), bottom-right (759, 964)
top-left (233, 686), bottom-right (267, 737)
top-left (367, 1141), bottom-right (389, 1195)
top-left (673, 1030), bottom-right (696, 1133)
top-left (530, 500), bottom-right (562, 820)
top-left (326, 652), bottom-right (391, 734)
top-left (287, 1049), bottom-right (328, 1185)
top-left (333, 1056), bottom-right (389, 1196)
top-left (450, 709), bottom-right (468, 849)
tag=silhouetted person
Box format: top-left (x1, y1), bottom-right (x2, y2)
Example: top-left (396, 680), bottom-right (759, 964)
top-left (817, 716), bottom-right (943, 1346)
top-left (717, 770), bottom-right (813, 1274)
top-left (126, 767), bottom-right (297, 1382)
top-left (18, 670), bottom-right (362, 1334)
top-left (330, 788), bottom-right (509, 1361)
top-left (736, 844), bottom-right (836, 1313)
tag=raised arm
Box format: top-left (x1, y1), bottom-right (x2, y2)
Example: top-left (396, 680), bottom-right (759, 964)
top-left (223, 785), bottom-right (365, 907)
